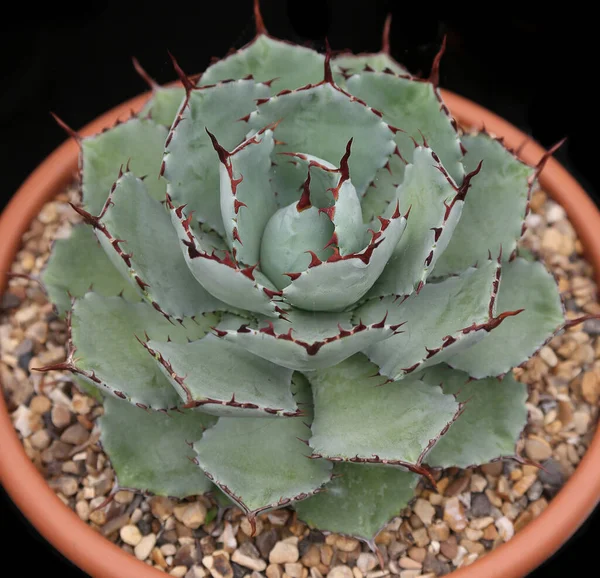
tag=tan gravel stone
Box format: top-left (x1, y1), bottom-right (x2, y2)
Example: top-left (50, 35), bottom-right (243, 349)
top-left (327, 567), bottom-right (353, 578)
top-left (51, 403), bottom-right (71, 429)
top-left (443, 497), bottom-right (467, 532)
top-left (581, 371), bottom-right (599, 404)
top-left (150, 495), bottom-right (174, 521)
top-left (427, 521), bottom-right (449, 542)
top-left (135, 533), bottom-right (157, 560)
top-left (29, 395), bottom-right (51, 414)
top-left (120, 524), bottom-right (143, 546)
top-left (334, 535), bottom-right (359, 552)
top-left (266, 564), bottom-right (283, 578)
top-left (356, 553), bottom-right (378, 574)
top-left (301, 545), bottom-right (321, 568)
top-left (524, 437), bottom-right (553, 462)
top-left (174, 501), bottom-right (207, 529)
top-left (398, 557), bottom-right (421, 570)
top-left (269, 542), bottom-right (299, 565)
top-left (412, 498), bottom-right (435, 526)
top-left (285, 562), bottom-right (304, 578)
top-left (495, 516), bottom-right (515, 541)
top-left (232, 550), bottom-right (267, 572)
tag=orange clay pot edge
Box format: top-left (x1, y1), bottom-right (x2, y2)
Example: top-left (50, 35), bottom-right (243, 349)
top-left (0, 89), bottom-right (597, 578)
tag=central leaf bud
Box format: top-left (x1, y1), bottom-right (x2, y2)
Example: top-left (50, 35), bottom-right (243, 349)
top-left (260, 202), bottom-right (334, 290)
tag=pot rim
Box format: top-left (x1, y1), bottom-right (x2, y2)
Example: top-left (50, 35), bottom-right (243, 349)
top-left (0, 88), bottom-right (599, 578)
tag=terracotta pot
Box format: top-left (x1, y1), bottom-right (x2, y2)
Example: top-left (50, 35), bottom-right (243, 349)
top-left (1, 88), bottom-right (599, 578)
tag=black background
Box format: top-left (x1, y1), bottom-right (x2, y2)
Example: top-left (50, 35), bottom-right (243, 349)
top-left (1, 2), bottom-right (598, 576)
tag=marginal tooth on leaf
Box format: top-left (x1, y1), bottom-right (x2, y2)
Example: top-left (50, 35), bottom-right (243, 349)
top-left (240, 264), bottom-right (258, 281)
top-left (296, 172), bottom-right (312, 211)
top-left (263, 287), bottom-right (283, 299)
top-left (132, 57), bottom-right (159, 90)
top-left (232, 227), bottom-right (242, 245)
top-left (284, 272), bottom-right (302, 281)
top-left (68, 203), bottom-right (100, 227)
top-left (319, 206), bottom-right (335, 220)
top-left (392, 144), bottom-right (408, 165)
top-left (205, 128), bottom-right (230, 164)
top-left (323, 38), bottom-right (334, 84)
top-left (534, 137), bottom-right (567, 177)
top-left (431, 226), bottom-right (442, 242)
top-left (134, 276), bottom-right (150, 291)
top-left (381, 13), bottom-right (392, 54)
top-left (306, 251), bottom-right (322, 268)
top-left (32, 360), bottom-right (74, 373)
top-left (50, 112), bottom-right (82, 143)
top-left (391, 201), bottom-right (401, 219)
top-left (372, 312), bottom-right (389, 329)
top-left (259, 321), bottom-right (276, 336)
top-left (323, 232), bottom-right (338, 250)
top-left (167, 51), bottom-right (195, 94)
top-left (428, 34), bottom-right (447, 87)
top-left (233, 199), bottom-right (247, 213)
top-left (253, 0), bottom-right (267, 35)
top-left (338, 138), bottom-right (353, 183)
top-left (562, 313), bottom-right (600, 330)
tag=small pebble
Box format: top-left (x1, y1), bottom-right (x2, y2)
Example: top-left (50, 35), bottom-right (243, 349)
top-left (174, 501), bottom-right (207, 529)
top-left (524, 437), bottom-right (553, 462)
top-left (327, 566), bottom-right (353, 578)
top-left (134, 533), bottom-right (156, 561)
top-left (495, 516), bottom-right (515, 542)
top-left (269, 542), bottom-right (299, 565)
top-left (412, 499), bottom-right (435, 526)
top-left (443, 497), bottom-right (467, 532)
top-left (120, 524), bottom-right (143, 547)
top-left (232, 550), bottom-right (267, 572)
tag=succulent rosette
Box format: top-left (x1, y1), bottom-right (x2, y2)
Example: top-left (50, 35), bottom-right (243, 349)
top-left (40, 2), bottom-right (574, 541)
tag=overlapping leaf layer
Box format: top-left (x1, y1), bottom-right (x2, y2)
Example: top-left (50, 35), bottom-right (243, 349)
top-left (40, 3), bottom-right (566, 540)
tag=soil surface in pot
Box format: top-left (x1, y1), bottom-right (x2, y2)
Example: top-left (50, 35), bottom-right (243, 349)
top-left (1, 184), bottom-right (599, 578)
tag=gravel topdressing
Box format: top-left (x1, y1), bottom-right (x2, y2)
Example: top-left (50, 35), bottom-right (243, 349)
top-left (1, 185), bottom-right (599, 578)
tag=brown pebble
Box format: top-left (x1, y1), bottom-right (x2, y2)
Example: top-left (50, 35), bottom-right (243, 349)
top-left (29, 395), bottom-right (51, 414)
top-left (301, 545), bottom-right (322, 568)
top-left (427, 521), bottom-right (449, 542)
top-left (483, 524), bottom-right (498, 540)
top-left (101, 513), bottom-right (130, 537)
top-left (51, 404), bottom-right (72, 429)
top-left (334, 535), bottom-right (359, 553)
top-left (152, 547), bottom-right (168, 568)
top-left (411, 527), bottom-right (430, 548)
top-left (150, 495), bottom-right (174, 521)
top-left (581, 371), bottom-right (599, 404)
top-left (512, 474), bottom-right (537, 498)
top-left (480, 462), bottom-right (503, 476)
top-left (514, 510), bottom-right (534, 533)
top-left (320, 544), bottom-right (334, 566)
top-left (439, 536), bottom-right (458, 560)
top-left (412, 499), bottom-right (435, 526)
top-left (174, 501), bottom-right (207, 529)
top-left (60, 422), bottom-right (89, 445)
top-left (524, 437), bottom-right (552, 462)
top-left (30, 429), bottom-right (51, 450)
top-left (49, 475), bottom-right (78, 497)
top-left (444, 473), bottom-right (471, 497)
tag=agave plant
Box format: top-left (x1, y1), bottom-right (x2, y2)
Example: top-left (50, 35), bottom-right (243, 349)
top-left (40, 1), bottom-right (579, 542)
